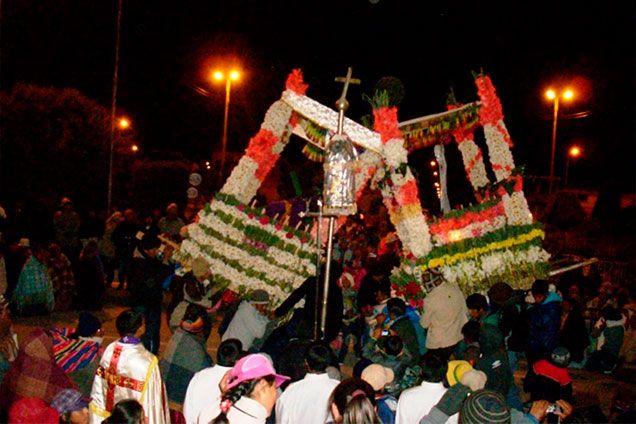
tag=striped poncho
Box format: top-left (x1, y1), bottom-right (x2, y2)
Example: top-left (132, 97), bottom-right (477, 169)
top-left (50, 327), bottom-right (102, 373)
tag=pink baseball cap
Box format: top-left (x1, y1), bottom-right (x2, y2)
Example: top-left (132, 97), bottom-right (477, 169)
top-left (226, 353), bottom-right (290, 389)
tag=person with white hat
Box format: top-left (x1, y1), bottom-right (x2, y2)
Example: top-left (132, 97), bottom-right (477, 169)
top-left (222, 289), bottom-right (272, 352)
top-left (361, 363), bottom-right (397, 424)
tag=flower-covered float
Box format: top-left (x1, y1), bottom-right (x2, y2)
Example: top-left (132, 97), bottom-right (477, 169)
top-left (179, 69), bottom-right (550, 309)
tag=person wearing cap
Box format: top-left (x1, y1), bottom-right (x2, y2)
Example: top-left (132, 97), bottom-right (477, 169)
top-left (129, 233), bottom-right (174, 354)
top-left (183, 339), bottom-right (244, 424)
top-left (168, 256), bottom-right (217, 332)
top-left (222, 289), bottom-right (272, 352)
top-left (160, 303), bottom-right (213, 416)
top-left (197, 353), bottom-right (290, 424)
top-left (396, 351), bottom-right (458, 424)
top-left (88, 309), bottom-right (169, 424)
top-left (524, 346), bottom-right (573, 403)
top-left (418, 384), bottom-right (573, 424)
top-left (275, 341), bottom-right (340, 424)
top-left (158, 203), bottom-right (185, 237)
top-left (361, 363), bottom-right (397, 424)
top-left (51, 388), bottom-right (90, 424)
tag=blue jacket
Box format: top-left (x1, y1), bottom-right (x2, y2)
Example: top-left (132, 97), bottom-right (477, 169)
top-left (526, 292), bottom-right (562, 363)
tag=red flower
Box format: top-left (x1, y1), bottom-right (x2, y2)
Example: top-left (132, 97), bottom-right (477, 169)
top-left (259, 216), bottom-right (269, 225)
top-left (373, 107), bottom-right (402, 143)
top-left (237, 204), bottom-right (245, 212)
top-left (285, 69), bottom-right (308, 95)
top-left (285, 232), bottom-right (294, 239)
top-left (248, 212), bottom-right (255, 219)
top-left (475, 75), bottom-right (504, 125)
top-left (396, 180), bottom-right (419, 206)
top-left (406, 281), bottom-right (421, 296)
top-left (514, 175), bottom-right (523, 192)
top-left (275, 224), bottom-right (283, 231)
top-left (300, 237), bottom-right (307, 244)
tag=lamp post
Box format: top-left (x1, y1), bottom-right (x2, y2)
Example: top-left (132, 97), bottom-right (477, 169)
top-left (546, 88), bottom-right (574, 195)
top-left (564, 145), bottom-right (580, 187)
top-left (107, 0), bottom-right (124, 213)
top-left (213, 69), bottom-right (240, 178)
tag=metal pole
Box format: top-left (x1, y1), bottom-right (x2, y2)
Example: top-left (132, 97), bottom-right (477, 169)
top-left (221, 78), bottom-right (231, 178)
top-left (313, 199), bottom-right (323, 340)
top-left (564, 154), bottom-right (571, 188)
top-left (107, 0), bottom-right (123, 212)
top-left (548, 96), bottom-right (559, 196)
top-left (550, 258), bottom-right (598, 277)
top-left (320, 216), bottom-right (336, 339)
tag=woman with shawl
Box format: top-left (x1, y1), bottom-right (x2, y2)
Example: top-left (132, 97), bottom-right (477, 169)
top-left (0, 328), bottom-right (75, 412)
top-left (0, 295), bottom-right (18, 385)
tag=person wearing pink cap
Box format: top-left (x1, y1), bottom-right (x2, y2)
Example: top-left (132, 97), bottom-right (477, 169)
top-left (197, 353), bottom-right (290, 424)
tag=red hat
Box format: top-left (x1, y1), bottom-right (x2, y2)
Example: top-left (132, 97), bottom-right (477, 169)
top-left (9, 398), bottom-right (59, 424)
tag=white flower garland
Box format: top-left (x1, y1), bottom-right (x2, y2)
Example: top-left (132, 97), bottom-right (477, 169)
top-left (483, 122), bottom-right (515, 181)
top-left (502, 192), bottom-right (533, 225)
top-left (456, 135), bottom-right (490, 189)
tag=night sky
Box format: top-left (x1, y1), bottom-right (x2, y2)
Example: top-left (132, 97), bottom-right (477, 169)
top-left (2, 1), bottom-right (635, 194)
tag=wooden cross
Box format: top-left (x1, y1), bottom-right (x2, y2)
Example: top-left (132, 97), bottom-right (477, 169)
top-left (334, 67), bottom-right (361, 112)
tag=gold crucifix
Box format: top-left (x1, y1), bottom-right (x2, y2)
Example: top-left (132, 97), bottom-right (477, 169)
top-left (334, 67), bottom-right (361, 134)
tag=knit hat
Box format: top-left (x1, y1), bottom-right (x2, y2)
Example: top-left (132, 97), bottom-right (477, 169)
top-left (77, 312), bottom-right (101, 337)
top-left (8, 398), bottom-right (59, 424)
top-left (361, 363), bottom-right (394, 391)
top-left (460, 389), bottom-right (510, 424)
top-left (191, 256), bottom-right (210, 279)
top-left (181, 316), bottom-right (205, 334)
top-left (460, 369), bottom-right (488, 391)
top-left (551, 347), bottom-right (571, 367)
top-left (226, 353), bottom-right (290, 389)
top-left (446, 360), bottom-right (473, 386)
top-left (51, 389), bottom-right (90, 415)
top-left (250, 289), bottom-right (270, 304)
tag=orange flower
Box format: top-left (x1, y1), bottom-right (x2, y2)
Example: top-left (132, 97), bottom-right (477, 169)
top-left (373, 106), bottom-right (402, 143)
top-left (285, 69), bottom-right (308, 95)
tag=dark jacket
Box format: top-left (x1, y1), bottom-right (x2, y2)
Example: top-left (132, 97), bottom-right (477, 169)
top-left (274, 264), bottom-right (343, 342)
top-left (526, 292), bottom-right (562, 364)
top-left (476, 324), bottom-right (512, 397)
top-left (390, 315), bottom-right (420, 361)
top-left (559, 306), bottom-right (589, 363)
top-left (129, 254), bottom-right (173, 308)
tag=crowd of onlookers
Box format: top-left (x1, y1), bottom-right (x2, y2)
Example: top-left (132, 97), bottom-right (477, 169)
top-left (0, 195), bottom-right (633, 423)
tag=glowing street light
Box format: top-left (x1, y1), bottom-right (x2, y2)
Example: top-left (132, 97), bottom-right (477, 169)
top-left (119, 118), bottom-right (129, 129)
top-left (545, 87), bottom-right (575, 195)
top-left (131, 144), bottom-right (138, 152)
top-left (564, 145), bottom-right (581, 187)
top-left (212, 68), bottom-right (241, 177)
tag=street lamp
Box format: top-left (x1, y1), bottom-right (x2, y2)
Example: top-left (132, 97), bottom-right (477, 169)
top-left (107, 116), bottom-right (131, 211)
top-left (212, 69), bottom-right (240, 177)
top-left (564, 145), bottom-right (581, 187)
top-left (546, 88), bottom-right (574, 195)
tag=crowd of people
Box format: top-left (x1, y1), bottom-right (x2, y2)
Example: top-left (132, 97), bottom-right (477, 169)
top-left (0, 195), bottom-right (633, 423)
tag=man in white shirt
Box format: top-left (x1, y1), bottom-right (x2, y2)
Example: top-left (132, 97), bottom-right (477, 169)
top-left (396, 352), bottom-right (458, 424)
top-left (275, 341), bottom-right (340, 424)
top-left (421, 280), bottom-right (468, 360)
top-left (182, 338), bottom-right (243, 424)
top-left (222, 289), bottom-right (271, 351)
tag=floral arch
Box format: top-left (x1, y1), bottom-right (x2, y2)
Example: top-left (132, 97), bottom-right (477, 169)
top-left (179, 69), bottom-right (550, 309)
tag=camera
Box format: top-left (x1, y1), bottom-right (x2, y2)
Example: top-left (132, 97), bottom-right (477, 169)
top-left (546, 403), bottom-right (562, 414)
top-left (380, 330), bottom-right (390, 336)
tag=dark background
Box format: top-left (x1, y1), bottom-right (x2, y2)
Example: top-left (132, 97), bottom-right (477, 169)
top-left (2, 1), bottom-right (634, 209)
